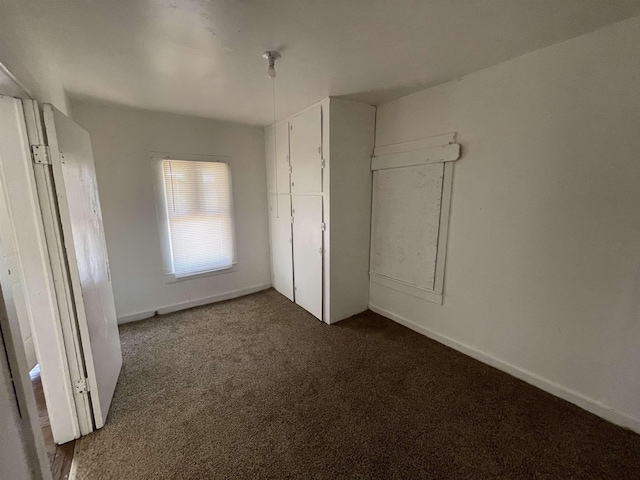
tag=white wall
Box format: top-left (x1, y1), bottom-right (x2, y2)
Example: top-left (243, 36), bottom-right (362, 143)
top-left (71, 100), bottom-right (271, 322)
top-left (0, 37), bottom-right (70, 115)
top-left (371, 15), bottom-right (640, 432)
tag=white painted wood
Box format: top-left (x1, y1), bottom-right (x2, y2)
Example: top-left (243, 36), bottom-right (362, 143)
top-left (269, 195), bottom-right (294, 301)
top-left (327, 98), bottom-right (376, 323)
top-left (320, 99), bottom-right (331, 323)
top-left (0, 96), bottom-right (79, 443)
top-left (22, 99), bottom-right (94, 436)
top-left (264, 98), bottom-right (375, 324)
top-left (265, 122), bottom-right (291, 196)
top-left (44, 104), bottom-right (122, 430)
top-left (433, 162), bottom-right (454, 295)
top-left (264, 127), bottom-right (276, 194)
top-left (369, 273), bottom-right (442, 305)
top-left (0, 255), bottom-right (52, 480)
top-left (371, 143), bottom-right (460, 171)
top-left (116, 310), bottom-right (155, 325)
top-left (373, 132), bottom-right (456, 157)
top-left (292, 195), bottom-right (323, 320)
top-left (371, 163), bottom-right (444, 290)
top-left (290, 104), bottom-right (322, 194)
top-left (275, 122), bottom-right (290, 195)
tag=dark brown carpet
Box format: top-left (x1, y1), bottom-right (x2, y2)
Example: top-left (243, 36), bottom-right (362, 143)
top-left (74, 289), bottom-right (640, 479)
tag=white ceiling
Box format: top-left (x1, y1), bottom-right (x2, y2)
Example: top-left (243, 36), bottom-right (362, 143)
top-left (3, 0), bottom-right (640, 126)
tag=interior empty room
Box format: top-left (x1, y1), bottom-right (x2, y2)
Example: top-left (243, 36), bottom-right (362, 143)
top-left (1, 1), bottom-right (639, 479)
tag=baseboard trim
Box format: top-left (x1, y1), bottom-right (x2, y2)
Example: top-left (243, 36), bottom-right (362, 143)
top-left (117, 283), bottom-right (272, 324)
top-left (118, 310), bottom-right (155, 324)
top-left (369, 303), bottom-right (640, 434)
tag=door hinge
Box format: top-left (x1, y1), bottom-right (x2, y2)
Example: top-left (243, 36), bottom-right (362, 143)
top-left (291, 216), bottom-right (294, 224)
top-left (321, 222), bottom-right (326, 231)
top-left (320, 159), bottom-right (325, 169)
top-left (74, 378), bottom-right (90, 395)
top-left (31, 145), bottom-right (51, 165)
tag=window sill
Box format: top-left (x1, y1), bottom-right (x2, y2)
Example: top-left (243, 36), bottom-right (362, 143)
top-left (164, 265), bottom-right (237, 284)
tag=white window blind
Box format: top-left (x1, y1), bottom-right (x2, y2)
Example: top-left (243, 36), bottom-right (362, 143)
top-left (161, 159), bottom-right (236, 277)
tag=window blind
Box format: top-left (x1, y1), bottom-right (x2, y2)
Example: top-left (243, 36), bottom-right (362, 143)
top-left (161, 159), bottom-right (235, 277)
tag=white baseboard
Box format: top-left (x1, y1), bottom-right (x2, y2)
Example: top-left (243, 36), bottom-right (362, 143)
top-left (117, 283), bottom-right (271, 324)
top-left (369, 303), bottom-right (640, 434)
top-left (117, 310), bottom-right (155, 324)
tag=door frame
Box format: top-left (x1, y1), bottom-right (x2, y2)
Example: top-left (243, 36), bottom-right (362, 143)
top-left (24, 99), bottom-right (95, 436)
top-left (0, 96), bottom-right (88, 443)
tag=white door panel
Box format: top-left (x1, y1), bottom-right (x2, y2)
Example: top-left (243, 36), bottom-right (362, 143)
top-left (265, 127), bottom-right (276, 193)
top-left (269, 195), bottom-right (294, 301)
top-left (290, 105), bottom-right (322, 194)
top-left (275, 122), bottom-right (290, 194)
top-left (292, 195), bottom-right (323, 320)
top-left (44, 105), bottom-right (122, 429)
top-left (0, 97), bottom-right (79, 442)
top-left (265, 123), bottom-right (291, 195)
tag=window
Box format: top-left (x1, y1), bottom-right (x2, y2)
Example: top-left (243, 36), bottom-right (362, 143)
top-left (155, 157), bottom-right (236, 280)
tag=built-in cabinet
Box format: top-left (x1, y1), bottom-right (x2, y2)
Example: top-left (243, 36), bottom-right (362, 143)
top-left (265, 97), bottom-right (375, 323)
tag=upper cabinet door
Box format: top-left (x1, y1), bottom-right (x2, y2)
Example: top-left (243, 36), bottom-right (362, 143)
top-left (44, 105), bottom-right (123, 430)
top-left (265, 122), bottom-right (291, 194)
top-left (265, 127), bottom-right (276, 193)
top-left (290, 105), bottom-right (322, 194)
top-left (275, 122), bottom-right (290, 194)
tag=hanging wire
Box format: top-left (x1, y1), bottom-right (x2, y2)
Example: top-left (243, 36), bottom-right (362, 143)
top-left (271, 73), bottom-right (279, 218)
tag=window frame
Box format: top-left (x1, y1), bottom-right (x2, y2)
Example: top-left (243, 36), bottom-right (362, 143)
top-left (151, 152), bottom-right (237, 283)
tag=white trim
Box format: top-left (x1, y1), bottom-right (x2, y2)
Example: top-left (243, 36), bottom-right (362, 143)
top-left (164, 265), bottom-right (238, 284)
top-left (0, 97), bottom-right (80, 443)
top-left (151, 153), bottom-right (238, 279)
top-left (116, 311), bottom-right (155, 325)
top-left (371, 143), bottom-right (460, 171)
top-left (369, 272), bottom-right (442, 305)
top-left (433, 162), bottom-right (454, 294)
top-left (369, 303), bottom-right (640, 434)
top-left (117, 283), bottom-right (271, 324)
top-left (149, 151), bottom-right (230, 163)
top-left (23, 99), bottom-right (94, 436)
top-left (373, 132), bottom-right (456, 157)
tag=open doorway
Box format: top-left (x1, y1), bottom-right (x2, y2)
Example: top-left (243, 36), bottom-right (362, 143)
top-left (0, 94), bottom-right (122, 473)
top-left (29, 364), bottom-right (75, 479)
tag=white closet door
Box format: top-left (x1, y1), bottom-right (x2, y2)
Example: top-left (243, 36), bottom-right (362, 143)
top-left (265, 127), bottom-right (276, 193)
top-left (275, 122), bottom-right (290, 194)
top-left (292, 195), bottom-right (323, 320)
top-left (0, 97), bottom-right (79, 442)
top-left (44, 105), bottom-right (122, 429)
top-left (290, 105), bottom-right (322, 194)
top-left (269, 195), bottom-right (294, 301)
top-left (266, 122), bottom-right (291, 194)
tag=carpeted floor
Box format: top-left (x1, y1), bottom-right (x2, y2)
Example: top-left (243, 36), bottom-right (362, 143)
top-left (73, 289), bottom-right (640, 479)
